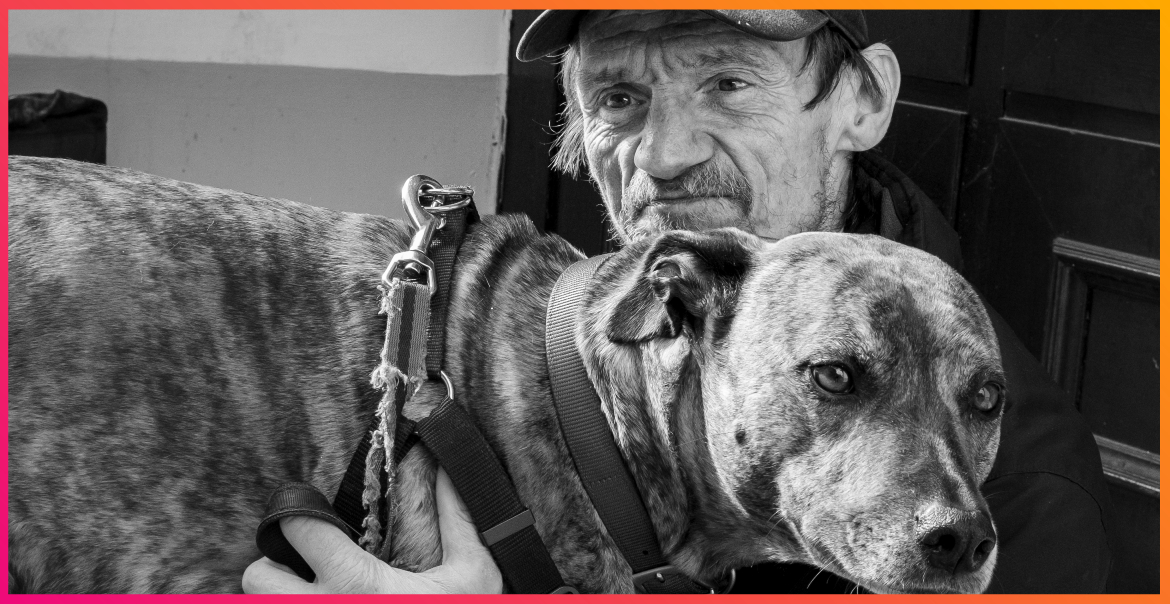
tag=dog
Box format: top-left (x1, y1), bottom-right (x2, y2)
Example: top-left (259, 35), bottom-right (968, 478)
top-left (8, 156), bottom-right (1006, 594)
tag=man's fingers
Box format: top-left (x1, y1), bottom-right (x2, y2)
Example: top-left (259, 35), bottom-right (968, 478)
top-left (242, 556), bottom-right (323, 594)
top-left (279, 515), bottom-right (367, 583)
top-left (275, 515), bottom-right (435, 594)
top-left (248, 473), bottom-right (502, 594)
top-left (429, 468), bottom-right (503, 593)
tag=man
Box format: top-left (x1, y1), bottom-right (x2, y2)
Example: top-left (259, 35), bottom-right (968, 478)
top-left (245, 10), bottom-right (1112, 593)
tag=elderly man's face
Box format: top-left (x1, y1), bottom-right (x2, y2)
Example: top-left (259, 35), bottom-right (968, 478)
top-left (574, 11), bottom-right (855, 241)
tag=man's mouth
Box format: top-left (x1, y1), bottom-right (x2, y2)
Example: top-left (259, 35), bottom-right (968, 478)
top-left (644, 195), bottom-right (732, 207)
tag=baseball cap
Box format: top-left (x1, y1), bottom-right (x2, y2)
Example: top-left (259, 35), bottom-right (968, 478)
top-left (516, 10), bottom-right (869, 62)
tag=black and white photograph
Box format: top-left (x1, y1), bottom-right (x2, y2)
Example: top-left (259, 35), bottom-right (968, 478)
top-left (7, 9), bottom-right (1160, 594)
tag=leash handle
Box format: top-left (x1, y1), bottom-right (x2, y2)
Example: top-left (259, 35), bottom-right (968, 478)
top-left (256, 483), bottom-right (357, 583)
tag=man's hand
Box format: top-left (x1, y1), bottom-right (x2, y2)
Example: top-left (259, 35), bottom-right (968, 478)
top-left (242, 468), bottom-right (503, 594)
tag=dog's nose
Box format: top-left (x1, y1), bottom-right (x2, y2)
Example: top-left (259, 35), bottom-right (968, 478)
top-left (916, 507), bottom-right (996, 574)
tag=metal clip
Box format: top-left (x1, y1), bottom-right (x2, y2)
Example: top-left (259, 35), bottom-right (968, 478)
top-left (381, 175), bottom-right (473, 292)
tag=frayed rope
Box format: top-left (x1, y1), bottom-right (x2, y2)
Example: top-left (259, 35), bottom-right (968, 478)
top-left (358, 279), bottom-right (429, 557)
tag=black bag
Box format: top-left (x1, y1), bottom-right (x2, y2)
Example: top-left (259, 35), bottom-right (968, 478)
top-left (9, 90), bottom-right (107, 164)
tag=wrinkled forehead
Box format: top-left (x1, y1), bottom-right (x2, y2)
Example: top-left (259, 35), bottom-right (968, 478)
top-left (575, 10), bottom-right (804, 83)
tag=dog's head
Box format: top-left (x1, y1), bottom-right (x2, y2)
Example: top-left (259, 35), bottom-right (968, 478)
top-left (594, 229), bottom-right (1005, 593)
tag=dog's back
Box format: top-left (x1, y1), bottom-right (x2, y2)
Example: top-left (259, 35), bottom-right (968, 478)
top-left (8, 157), bottom-right (412, 592)
top-left (9, 158), bottom-right (1006, 594)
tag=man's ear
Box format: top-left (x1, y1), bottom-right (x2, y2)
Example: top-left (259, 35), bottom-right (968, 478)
top-left (605, 229), bottom-right (757, 344)
top-left (835, 43), bottom-right (901, 153)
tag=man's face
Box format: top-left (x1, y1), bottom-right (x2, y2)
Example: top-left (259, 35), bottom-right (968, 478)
top-left (573, 11), bottom-right (854, 242)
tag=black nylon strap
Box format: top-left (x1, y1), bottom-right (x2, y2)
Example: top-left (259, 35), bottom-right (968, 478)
top-left (256, 482), bottom-right (357, 583)
top-left (258, 197), bottom-right (475, 581)
top-left (332, 384), bottom-right (397, 537)
top-left (425, 202), bottom-right (478, 380)
top-left (393, 417), bottom-right (420, 465)
top-left (414, 397), bottom-right (568, 594)
top-left (545, 255), bottom-right (709, 594)
top-left (333, 198), bottom-right (476, 536)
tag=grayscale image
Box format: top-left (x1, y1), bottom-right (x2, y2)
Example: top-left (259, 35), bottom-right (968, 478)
top-left (7, 9), bottom-right (1159, 594)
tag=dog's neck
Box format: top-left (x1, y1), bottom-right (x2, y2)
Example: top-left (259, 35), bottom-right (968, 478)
top-left (577, 246), bottom-right (761, 581)
top-left (433, 216), bottom-right (757, 588)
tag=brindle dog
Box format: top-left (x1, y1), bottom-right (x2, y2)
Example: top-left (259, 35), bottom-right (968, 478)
top-left (8, 156), bottom-right (1006, 594)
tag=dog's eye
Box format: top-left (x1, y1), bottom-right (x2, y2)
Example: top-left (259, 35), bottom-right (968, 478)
top-left (811, 364), bottom-right (853, 394)
top-left (974, 382), bottom-right (1002, 413)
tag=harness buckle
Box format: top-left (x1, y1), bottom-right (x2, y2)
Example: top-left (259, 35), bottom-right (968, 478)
top-left (630, 565), bottom-right (736, 594)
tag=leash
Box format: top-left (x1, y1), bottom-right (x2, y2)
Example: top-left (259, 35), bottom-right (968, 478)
top-left (256, 177), bottom-right (730, 592)
top-left (545, 256), bottom-right (734, 594)
top-left (255, 176), bottom-right (573, 593)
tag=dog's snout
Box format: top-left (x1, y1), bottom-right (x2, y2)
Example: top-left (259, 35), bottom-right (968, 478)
top-left (916, 507), bottom-right (996, 574)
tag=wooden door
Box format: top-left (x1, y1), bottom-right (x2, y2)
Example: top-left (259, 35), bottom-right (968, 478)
top-left (500, 10), bottom-right (1159, 592)
top-left (870, 11), bottom-right (1159, 593)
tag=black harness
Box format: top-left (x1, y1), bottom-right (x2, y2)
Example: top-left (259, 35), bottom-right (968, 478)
top-left (255, 176), bottom-right (731, 593)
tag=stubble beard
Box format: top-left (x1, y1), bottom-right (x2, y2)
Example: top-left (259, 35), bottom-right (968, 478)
top-left (792, 135), bottom-right (848, 236)
top-left (605, 161), bottom-right (755, 244)
top-left (599, 140), bottom-right (848, 244)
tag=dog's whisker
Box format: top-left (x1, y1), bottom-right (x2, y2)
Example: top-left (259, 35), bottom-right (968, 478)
top-left (806, 567), bottom-right (825, 589)
top-left (673, 428), bottom-right (739, 449)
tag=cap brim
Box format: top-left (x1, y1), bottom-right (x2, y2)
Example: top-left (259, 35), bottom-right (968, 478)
top-left (701, 10), bottom-right (829, 43)
top-left (516, 10), bottom-right (584, 62)
top-left (516, 9), bottom-right (858, 63)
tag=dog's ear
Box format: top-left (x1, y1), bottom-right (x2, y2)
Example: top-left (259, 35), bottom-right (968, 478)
top-left (606, 229), bottom-right (757, 343)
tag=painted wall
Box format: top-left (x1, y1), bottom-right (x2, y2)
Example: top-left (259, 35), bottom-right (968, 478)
top-left (8, 10), bottom-right (510, 217)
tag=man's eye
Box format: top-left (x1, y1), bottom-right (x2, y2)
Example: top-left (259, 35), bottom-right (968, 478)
top-left (604, 92), bottom-right (634, 109)
top-left (716, 78), bottom-right (748, 92)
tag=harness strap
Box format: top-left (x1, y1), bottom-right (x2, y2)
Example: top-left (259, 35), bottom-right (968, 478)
top-left (332, 390), bottom-right (416, 537)
top-left (425, 202), bottom-right (478, 380)
top-left (414, 398), bottom-right (573, 594)
top-left (545, 255), bottom-right (719, 594)
top-left (257, 186), bottom-right (574, 592)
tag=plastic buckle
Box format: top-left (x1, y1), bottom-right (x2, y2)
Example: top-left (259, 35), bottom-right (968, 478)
top-left (631, 565), bottom-right (736, 594)
top-left (479, 509), bottom-right (535, 547)
top-left (631, 565), bottom-right (679, 593)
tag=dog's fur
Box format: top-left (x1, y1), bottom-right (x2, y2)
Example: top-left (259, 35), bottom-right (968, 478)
top-left (8, 156), bottom-right (1005, 594)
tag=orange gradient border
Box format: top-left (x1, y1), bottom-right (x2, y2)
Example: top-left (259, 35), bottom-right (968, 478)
top-left (1, 2), bottom-right (1164, 601)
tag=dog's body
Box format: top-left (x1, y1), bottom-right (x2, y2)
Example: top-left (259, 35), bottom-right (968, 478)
top-left (8, 156), bottom-right (1006, 594)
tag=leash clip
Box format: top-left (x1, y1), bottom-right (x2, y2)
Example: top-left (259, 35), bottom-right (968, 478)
top-left (382, 175), bottom-right (473, 292)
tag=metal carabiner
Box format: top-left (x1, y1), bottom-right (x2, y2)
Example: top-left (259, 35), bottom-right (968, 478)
top-left (382, 175), bottom-right (442, 292)
top-left (381, 175), bottom-right (475, 293)
top-left (401, 175), bottom-right (443, 254)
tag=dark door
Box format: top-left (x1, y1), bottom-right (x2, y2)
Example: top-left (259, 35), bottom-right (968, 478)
top-left (500, 10), bottom-right (1159, 593)
top-left (869, 11), bottom-right (1159, 594)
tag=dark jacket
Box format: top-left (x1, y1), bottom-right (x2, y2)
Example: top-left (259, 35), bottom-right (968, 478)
top-left (732, 151), bottom-right (1113, 594)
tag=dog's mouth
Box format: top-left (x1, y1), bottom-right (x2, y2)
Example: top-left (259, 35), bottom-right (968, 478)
top-left (807, 561), bottom-right (982, 595)
top-left (795, 530), bottom-right (993, 594)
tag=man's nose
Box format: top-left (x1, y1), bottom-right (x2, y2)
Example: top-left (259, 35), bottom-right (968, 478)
top-left (915, 504), bottom-right (996, 574)
top-left (633, 98), bottom-right (714, 181)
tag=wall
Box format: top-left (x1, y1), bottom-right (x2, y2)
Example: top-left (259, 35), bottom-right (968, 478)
top-left (8, 10), bottom-right (510, 217)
